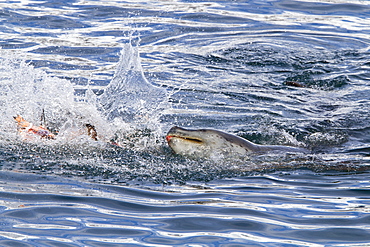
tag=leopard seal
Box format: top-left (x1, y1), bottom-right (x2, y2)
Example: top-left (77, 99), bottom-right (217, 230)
top-left (166, 126), bottom-right (308, 158)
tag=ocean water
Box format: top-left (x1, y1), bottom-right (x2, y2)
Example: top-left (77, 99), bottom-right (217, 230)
top-left (0, 0), bottom-right (370, 246)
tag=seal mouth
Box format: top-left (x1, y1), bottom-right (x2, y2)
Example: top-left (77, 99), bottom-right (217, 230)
top-left (166, 135), bottom-right (203, 144)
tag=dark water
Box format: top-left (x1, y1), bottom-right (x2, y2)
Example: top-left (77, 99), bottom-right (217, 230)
top-left (1, 0), bottom-right (370, 245)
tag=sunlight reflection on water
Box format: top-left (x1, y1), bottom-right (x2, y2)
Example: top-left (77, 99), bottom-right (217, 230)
top-left (0, 0), bottom-right (370, 245)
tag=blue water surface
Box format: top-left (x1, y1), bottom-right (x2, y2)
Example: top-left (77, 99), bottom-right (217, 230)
top-left (0, 0), bottom-right (370, 246)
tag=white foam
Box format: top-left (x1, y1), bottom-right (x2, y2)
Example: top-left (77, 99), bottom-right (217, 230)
top-left (0, 44), bottom-right (169, 150)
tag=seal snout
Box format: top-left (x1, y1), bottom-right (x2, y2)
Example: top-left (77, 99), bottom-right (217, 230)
top-left (166, 126), bottom-right (185, 141)
top-left (166, 135), bottom-right (173, 142)
top-left (166, 126), bottom-right (179, 142)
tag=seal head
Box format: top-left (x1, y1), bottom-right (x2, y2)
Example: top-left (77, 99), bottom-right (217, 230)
top-left (166, 126), bottom-right (308, 158)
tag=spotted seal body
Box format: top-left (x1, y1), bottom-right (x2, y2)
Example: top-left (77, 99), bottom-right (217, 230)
top-left (166, 126), bottom-right (307, 157)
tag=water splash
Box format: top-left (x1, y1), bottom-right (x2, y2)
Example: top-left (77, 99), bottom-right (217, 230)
top-left (0, 44), bottom-right (170, 150)
top-left (98, 43), bottom-right (169, 130)
top-left (0, 46), bottom-right (174, 183)
top-left (0, 51), bottom-right (108, 142)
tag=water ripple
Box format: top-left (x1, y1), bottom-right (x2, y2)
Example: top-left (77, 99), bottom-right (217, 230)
top-left (1, 0), bottom-right (370, 245)
top-left (0, 171), bottom-right (369, 245)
